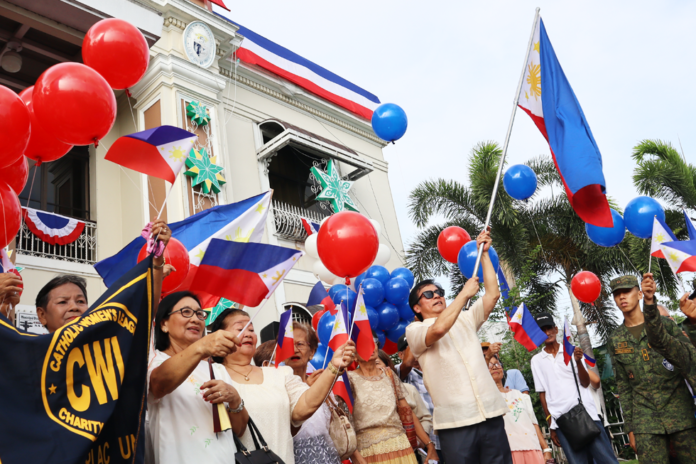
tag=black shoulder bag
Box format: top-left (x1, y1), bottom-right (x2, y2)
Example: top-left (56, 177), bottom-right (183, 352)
top-left (233, 417), bottom-right (285, 464)
top-left (555, 359), bottom-right (601, 451)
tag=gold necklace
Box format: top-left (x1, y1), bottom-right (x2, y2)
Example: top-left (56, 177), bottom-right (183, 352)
top-left (229, 365), bottom-right (254, 381)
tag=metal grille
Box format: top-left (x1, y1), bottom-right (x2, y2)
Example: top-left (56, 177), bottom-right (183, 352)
top-left (271, 200), bottom-right (329, 242)
top-left (16, 220), bottom-right (97, 264)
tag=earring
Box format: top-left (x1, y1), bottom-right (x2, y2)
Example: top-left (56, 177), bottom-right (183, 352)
top-left (163, 328), bottom-right (168, 333)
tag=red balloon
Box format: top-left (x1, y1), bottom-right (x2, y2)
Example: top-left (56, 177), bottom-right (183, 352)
top-left (0, 85), bottom-right (31, 168)
top-left (33, 63), bottom-right (117, 146)
top-left (312, 308), bottom-right (327, 331)
top-left (138, 237), bottom-right (191, 294)
top-left (18, 87), bottom-right (73, 165)
top-left (83, 19), bottom-right (150, 90)
top-left (437, 226), bottom-right (471, 263)
top-left (0, 156), bottom-right (28, 195)
top-left (0, 182), bottom-right (21, 249)
top-left (317, 212), bottom-right (379, 278)
top-left (571, 271), bottom-right (602, 304)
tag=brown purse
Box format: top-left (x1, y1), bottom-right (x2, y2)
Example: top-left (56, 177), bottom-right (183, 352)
top-left (326, 396), bottom-right (358, 460)
top-left (385, 368), bottom-right (418, 449)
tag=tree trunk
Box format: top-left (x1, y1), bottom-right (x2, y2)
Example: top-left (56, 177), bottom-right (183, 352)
top-left (566, 283), bottom-right (609, 424)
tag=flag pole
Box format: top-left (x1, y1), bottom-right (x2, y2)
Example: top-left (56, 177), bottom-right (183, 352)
top-left (348, 286), bottom-right (362, 341)
top-left (156, 182), bottom-right (175, 220)
top-left (269, 342), bottom-right (278, 367)
top-left (238, 299), bottom-right (267, 338)
top-left (466, 7), bottom-right (541, 309)
top-left (323, 299), bottom-right (344, 369)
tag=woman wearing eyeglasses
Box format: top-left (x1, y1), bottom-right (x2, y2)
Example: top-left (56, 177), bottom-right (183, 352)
top-left (285, 322), bottom-right (343, 464)
top-left (488, 355), bottom-right (552, 464)
top-left (147, 291), bottom-right (248, 464)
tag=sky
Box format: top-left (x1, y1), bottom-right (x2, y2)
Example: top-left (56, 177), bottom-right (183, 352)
top-left (223, 1), bottom-right (696, 337)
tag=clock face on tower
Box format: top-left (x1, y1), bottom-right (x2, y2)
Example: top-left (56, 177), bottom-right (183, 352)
top-left (183, 21), bottom-right (216, 69)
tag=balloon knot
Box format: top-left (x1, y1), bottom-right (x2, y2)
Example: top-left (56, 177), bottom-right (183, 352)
top-left (345, 277), bottom-right (350, 285)
top-left (93, 138), bottom-right (99, 148)
top-left (35, 160), bottom-right (42, 167)
top-left (125, 88), bottom-right (132, 98)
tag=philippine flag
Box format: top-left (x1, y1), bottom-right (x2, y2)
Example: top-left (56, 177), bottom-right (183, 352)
top-left (351, 287), bottom-right (375, 361)
top-left (328, 302), bottom-right (350, 352)
top-left (22, 207), bottom-right (85, 246)
top-left (332, 371), bottom-right (354, 413)
top-left (300, 217), bottom-right (320, 236)
top-left (517, 17), bottom-right (612, 228)
top-left (508, 303), bottom-right (547, 351)
top-left (563, 317), bottom-right (575, 365)
top-left (307, 281), bottom-right (337, 315)
top-left (684, 210), bottom-right (696, 241)
top-left (105, 126), bottom-right (197, 185)
top-left (583, 353), bottom-right (596, 368)
top-left (191, 239), bottom-right (303, 308)
top-left (275, 310), bottom-right (295, 367)
top-left (659, 239), bottom-right (696, 275)
top-left (213, 7), bottom-right (380, 120)
top-left (95, 191), bottom-right (272, 309)
top-left (651, 216), bottom-right (678, 259)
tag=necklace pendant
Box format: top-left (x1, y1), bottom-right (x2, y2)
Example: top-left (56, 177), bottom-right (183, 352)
top-left (244, 376), bottom-right (249, 381)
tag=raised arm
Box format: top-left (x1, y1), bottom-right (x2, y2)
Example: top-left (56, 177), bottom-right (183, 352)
top-left (478, 231), bottom-right (501, 320)
top-left (424, 276), bottom-right (479, 347)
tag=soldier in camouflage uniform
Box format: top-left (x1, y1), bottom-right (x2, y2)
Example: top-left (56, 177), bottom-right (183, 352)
top-left (608, 275), bottom-right (696, 463)
top-left (677, 292), bottom-right (696, 346)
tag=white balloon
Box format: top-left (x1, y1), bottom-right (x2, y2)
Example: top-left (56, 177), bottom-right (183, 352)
top-left (320, 216), bottom-right (331, 227)
top-left (313, 260), bottom-right (338, 284)
top-left (305, 233), bottom-right (319, 259)
top-left (369, 219), bottom-right (382, 237)
top-left (332, 276), bottom-right (346, 286)
top-left (374, 243), bottom-right (391, 266)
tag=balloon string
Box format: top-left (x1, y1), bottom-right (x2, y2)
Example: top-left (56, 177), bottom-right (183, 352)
top-left (617, 246), bottom-right (641, 277)
top-left (126, 90), bottom-right (138, 132)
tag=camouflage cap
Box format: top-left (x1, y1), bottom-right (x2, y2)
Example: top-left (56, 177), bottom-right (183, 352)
top-left (610, 275), bottom-right (639, 293)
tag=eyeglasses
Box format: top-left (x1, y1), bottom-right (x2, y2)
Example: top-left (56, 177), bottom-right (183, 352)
top-left (169, 307), bottom-right (208, 321)
top-left (488, 363), bottom-right (502, 370)
top-left (295, 341), bottom-right (309, 350)
top-left (418, 288), bottom-right (445, 302)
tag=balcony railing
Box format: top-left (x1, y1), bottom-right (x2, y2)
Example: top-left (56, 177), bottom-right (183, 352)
top-left (16, 219), bottom-right (98, 265)
top-left (272, 200), bottom-right (329, 242)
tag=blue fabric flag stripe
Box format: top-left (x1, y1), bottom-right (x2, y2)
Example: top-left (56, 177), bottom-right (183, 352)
top-left (663, 239), bottom-right (696, 255)
top-left (519, 304), bottom-right (549, 347)
top-left (125, 125), bottom-right (196, 147)
top-left (497, 267), bottom-right (512, 315)
top-left (539, 19), bottom-right (607, 196)
top-left (684, 210), bottom-right (696, 241)
top-left (36, 211), bottom-right (70, 229)
top-left (200, 239), bottom-right (300, 274)
top-left (307, 281), bottom-right (329, 307)
top-left (214, 14), bottom-right (380, 105)
top-left (277, 310), bottom-right (292, 349)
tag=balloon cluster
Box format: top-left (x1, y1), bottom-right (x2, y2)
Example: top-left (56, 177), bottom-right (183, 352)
top-left (0, 19), bottom-right (149, 249)
top-left (310, 265), bottom-right (416, 368)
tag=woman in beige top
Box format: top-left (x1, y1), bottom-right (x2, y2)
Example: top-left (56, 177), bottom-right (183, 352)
top-left (348, 335), bottom-right (437, 464)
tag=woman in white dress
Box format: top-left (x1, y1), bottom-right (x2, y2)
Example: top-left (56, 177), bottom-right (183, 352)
top-left (488, 355), bottom-right (552, 464)
top-left (147, 291), bottom-right (248, 464)
top-left (285, 322), bottom-right (343, 464)
top-left (209, 308), bottom-right (356, 464)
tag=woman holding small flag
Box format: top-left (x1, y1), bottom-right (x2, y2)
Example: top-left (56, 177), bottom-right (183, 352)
top-left (348, 334), bottom-right (437, 464)
top-left (210, 308), bottom-right (356, 464)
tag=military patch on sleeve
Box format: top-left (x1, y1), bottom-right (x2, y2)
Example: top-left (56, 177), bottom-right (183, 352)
top-left (628, 370), bottom-right (635, 380)
top-left (662, 359), bottom-right (675, 371)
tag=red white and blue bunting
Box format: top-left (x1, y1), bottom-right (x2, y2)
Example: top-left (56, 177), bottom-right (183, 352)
top-left (22, 208), bottom-right (85, 246)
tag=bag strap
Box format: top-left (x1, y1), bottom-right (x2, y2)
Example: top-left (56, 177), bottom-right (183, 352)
top-left (568, 354), bottom-right (584, 405)
top-left (246, 417), bottom-right (270, 449)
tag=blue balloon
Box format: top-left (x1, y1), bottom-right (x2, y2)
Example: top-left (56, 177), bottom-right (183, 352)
top-left (398, 302), bottom-right (414, 321)
top-left (366, 265), bottom-right (391, 286)
top-left (371, 103), bottom-right (408, 142)
top-left (391, 267), bottom-right (415, 289)
top-left (503, 164), bottom-right (538, 201)
top-left (624, 196), bottom-right (665, 239)
top-left (310, 346), bottom-right (326, 370)
top-left (362, 278), bottom-right (385, 307)
top-left (385, 277), bottom-right (410, 305)
top-left (585, 209), bottom-right (626, 247)
top-left (457, 241), bottom-right (500, 281)
top-left (329, 284), bottom-right (348, 301)
top-left (376, 331), bottom-right (386, 349)
top-left (386, 320), bottom-right (409, 343)
top-left (332, 287), bottom-right (357, 312)
top-left (317, 312), bottom-right (335, 345)
top-left (365, 305), bottom-right (380, 328)
top-left (377, 302), bottom-right (399, 331)
top-left (354, 272), bottom-right (367, 291)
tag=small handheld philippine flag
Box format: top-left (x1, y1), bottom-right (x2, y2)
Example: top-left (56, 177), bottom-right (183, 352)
top-left (328, 302), bottom-right (350, 352)
top-left (563, 317), bottom-right (575, 365)
top-left (351, 286), bottom-right (375, 361)
top-left (651, 216), bottom-right (677, 259)
top-left (332, 371), bottom-right (354, 413)
top-left (275, 310), bottom-right (294, 367)
top-left (508, 303), bottom-right (547, 351)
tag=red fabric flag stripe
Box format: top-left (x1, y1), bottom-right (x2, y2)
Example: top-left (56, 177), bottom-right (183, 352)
top-left (105, 137), bottom-right (178, 184)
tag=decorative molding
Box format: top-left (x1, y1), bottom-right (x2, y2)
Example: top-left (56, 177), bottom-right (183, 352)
top-left (219, 67), bottom-right (385, 146)
top-left (164, 16), bottom-right (186, 30)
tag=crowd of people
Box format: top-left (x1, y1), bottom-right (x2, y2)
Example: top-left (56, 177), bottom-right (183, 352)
top-left (2, 221), bottom-right (696, 464)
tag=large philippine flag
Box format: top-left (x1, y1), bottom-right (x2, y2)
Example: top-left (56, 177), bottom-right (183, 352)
top-left (660, 239), bottom-right (696, 275)
top-left (22, 207), bottom-right (85, 246)
top-left (328, 302), bottom-right (350, 352)
top-left (275, 310), bottom-right (295, 367)
top-left (508, 303), bottom-right (547, 351)
top-left (517, 17), bottom-right (612, 227)
top-left (213, 6), bottom-right (380, 120)
top-left (105, 126), bottom-right (197, 184)
top-left (351, 287), bottom-right (375, 361)
top-left (95, 191), bottom-right (272, 309)
top-left (307, 281), bottom-right (337, 315)
top-left (191, 239), bottom-right (303, 308)
top-left (332, 371), bottom-right (355, 413)
top-left (651, 216), bottom-right (677, 259)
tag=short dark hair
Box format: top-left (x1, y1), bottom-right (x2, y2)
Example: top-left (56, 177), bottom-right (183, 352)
top-left (208, 306), bottom-right (250, 363)
top-left (154, 291), bottom-right (202, 352)
top-left (36, 275), bottom-right (88, 309)
top-left (408, 279), bottom-right (443, 322)
top-left (253, 340), bottom-right (276, 366)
